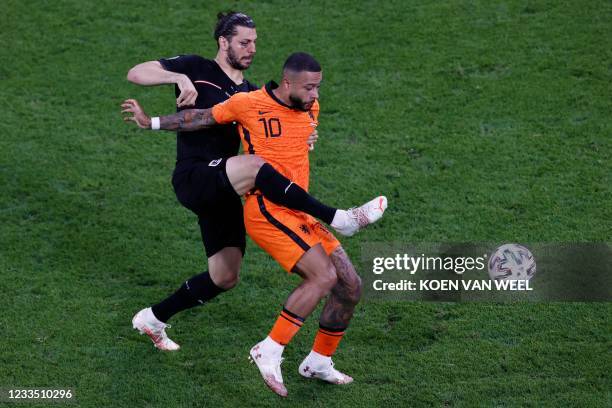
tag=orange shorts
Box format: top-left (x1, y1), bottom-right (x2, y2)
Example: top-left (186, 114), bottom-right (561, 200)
top-left (243, 195), bottom-right (341, 272)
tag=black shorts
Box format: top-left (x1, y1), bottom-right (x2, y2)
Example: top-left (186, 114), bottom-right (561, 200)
top-left (172, 158), bottom-right (246, 258)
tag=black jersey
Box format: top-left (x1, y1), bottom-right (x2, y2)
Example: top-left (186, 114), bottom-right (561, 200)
top-left (158, 55), bottom-right (258, 163)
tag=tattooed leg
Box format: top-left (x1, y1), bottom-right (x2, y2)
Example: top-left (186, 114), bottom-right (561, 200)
top-left (297, 247), bottom-right (359, 383)
top-left (319, 246), bottom-right (362, 330)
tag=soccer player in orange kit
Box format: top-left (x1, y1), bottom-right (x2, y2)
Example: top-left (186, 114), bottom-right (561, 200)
top-left (122, 52), bottom-right (387, 397)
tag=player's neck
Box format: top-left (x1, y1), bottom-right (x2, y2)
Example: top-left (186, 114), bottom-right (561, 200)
top-left (272, 87), bottom-right (293, 108)
top-left (214, 56), bottom-right (245, 85)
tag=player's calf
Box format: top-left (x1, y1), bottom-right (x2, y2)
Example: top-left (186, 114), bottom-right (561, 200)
top-left (226, 156), bottom-right (388, 238)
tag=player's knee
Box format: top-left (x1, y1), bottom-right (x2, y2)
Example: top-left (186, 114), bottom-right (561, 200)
top-left (317, 264), bottom-right (338, 294)
top-left (249, 155), bottom-right (266, 174)
top-left (126, 68), bottom-right (139, 83)
top-left (216, 276), bottom-right (239, 290)
top-left (221, 274), bottom-right (240, 290)
top-left (211, 268), bottom-right (240, 290)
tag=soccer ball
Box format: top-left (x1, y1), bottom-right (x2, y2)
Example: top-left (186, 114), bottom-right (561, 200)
top-left (488, 243), bottom-right (536, 281)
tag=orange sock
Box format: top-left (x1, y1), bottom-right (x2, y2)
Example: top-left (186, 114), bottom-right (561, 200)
top-left (312, 326), bottom-right (346, 357)
top-left (269, 308), bottom-right (305, 346)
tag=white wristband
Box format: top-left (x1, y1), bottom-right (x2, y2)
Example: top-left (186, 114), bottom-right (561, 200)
top-left (151, 117), bottom-right (160, 130)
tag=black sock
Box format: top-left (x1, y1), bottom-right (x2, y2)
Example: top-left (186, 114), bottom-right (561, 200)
top-left (151, 271), bottom-right (225, 323)
top-left (254, 163), bottom-right (337, 224)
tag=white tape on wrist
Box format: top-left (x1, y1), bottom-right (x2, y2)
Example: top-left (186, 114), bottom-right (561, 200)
top-left (151, 117), bottom-right (160, 130)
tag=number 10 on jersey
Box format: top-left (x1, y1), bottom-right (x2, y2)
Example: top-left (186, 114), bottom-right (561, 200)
top-left (258, 118), bottom-right (282, 138)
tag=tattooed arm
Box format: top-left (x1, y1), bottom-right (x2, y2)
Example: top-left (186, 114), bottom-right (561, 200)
top-left (121, 98), bottom-right (216, 131)
top-left (158, 108), bottom-right (216, 131)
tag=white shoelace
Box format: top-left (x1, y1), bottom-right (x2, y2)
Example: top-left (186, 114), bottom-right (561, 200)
top-left (348, 207), bottom-right (370, 228)
top-left (150, 323), bottom-right (171, 343)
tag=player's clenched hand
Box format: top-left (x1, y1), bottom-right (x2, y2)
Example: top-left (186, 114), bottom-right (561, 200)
top-left (121, 99), bottom-right (152, 129)
top-left (176, 75), bottom-right (197, 107)
top-left (307, 129), bottom-right (318, 151)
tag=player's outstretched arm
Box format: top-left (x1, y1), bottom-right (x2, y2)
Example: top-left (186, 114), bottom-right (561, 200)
top-left (127, 61), bottom-right (181, 86)
top-left (158, 108), bottom-right (217, 131)
top-left (121, 99), bottom-right (216, 131)
top-left (126, 61), bottom-right (197, 107)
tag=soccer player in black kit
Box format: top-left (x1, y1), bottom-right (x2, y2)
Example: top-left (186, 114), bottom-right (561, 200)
top-left (126, 12), bottom-right (381, 350)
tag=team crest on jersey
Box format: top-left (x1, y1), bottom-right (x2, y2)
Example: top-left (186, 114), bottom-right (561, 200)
top-left (299, 224), bottom-right (310, 235)
top-left (208, 158), bottom-right (223, 167)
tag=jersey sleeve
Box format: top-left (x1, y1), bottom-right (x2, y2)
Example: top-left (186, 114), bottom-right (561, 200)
top-left (212, 92), bottom-right (251, 124)
top-left (158, 54), bottom-right (201, 76)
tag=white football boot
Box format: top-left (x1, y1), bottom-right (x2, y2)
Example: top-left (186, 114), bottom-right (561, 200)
top-left (248, 337), bottom-right (288, 397)
top-left (132, 307), bottom-right (180, 351)
top-left (331, 196), bottom-right (388, 237)
top-left (298, 351), bottom-right (354, 385)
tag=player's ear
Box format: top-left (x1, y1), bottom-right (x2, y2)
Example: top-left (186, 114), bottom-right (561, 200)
top-left (219, 36), bottom-right (229, 51)
top-left (281, 76), bottom-right (291, 90)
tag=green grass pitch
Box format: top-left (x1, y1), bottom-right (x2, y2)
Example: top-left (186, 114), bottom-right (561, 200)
top-left (1, 0), bottom-right (610, 406)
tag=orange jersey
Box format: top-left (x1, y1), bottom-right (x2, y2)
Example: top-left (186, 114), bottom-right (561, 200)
top-left (212, 81), bottom-right (318, 191)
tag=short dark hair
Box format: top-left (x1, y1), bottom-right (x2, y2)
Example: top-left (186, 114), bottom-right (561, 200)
top-left (213, 11), bottom-right (255, 46)
top-left (282, 52), bottom-right (321, 74)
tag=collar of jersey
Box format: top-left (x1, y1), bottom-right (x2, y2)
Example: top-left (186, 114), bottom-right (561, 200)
top-left (211, 59), bottom-right (249, 91)
top-left (265, 81), bottom-right (297, 110)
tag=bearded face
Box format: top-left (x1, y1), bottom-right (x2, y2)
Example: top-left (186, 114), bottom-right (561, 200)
top-left (226, 43), bottom-right (254, 70)
top-left (287, 70), bottom-right (322, 111)
top-left (223, 26), bottom-right (257, 71)
top-left (288, 93), bottom-right (313, 111)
